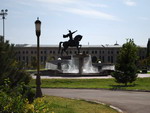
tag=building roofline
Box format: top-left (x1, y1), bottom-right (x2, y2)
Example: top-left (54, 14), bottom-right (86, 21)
top-left (14, 44), bottom-right (147, 48)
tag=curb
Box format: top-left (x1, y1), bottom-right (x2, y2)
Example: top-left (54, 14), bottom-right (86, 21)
top-left (86, 100), bottom-right (124, 113)
top-left (42, 87), bottom-right (150, 93)
top-left (70, 98), bottom-right (123, 113)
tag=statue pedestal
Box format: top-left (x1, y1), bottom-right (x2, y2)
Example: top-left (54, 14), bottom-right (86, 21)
top-left (73, 53), bottom-right (89, 75)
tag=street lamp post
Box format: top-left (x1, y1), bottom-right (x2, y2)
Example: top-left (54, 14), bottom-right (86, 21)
top-left (35, 17), bottom-right (42, 98)
top-left (0, 9), bottom-right (8, 40)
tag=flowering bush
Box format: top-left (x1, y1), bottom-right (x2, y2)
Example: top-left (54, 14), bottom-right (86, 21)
top-left (0, 91), bottom-right (34, 113)
top-left (0, 79), bottom-right (35, 113)
top-left (33, 97), bottom-right (50, 113)
top-left (0, 92), bottom-right (52, 113)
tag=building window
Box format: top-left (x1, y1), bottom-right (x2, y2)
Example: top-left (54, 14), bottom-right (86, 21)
top-left (99, 56), bottom-right (101, 60)
top-left (92, 56), bottom-right (97, 63)
top-left (44, 56), bottom-right (47, 62)
top-left (26, 56), bottom-right (28, 64)
top-left (108, 56), bottom-right (110, 62)
top-left (23, 56), bottom-right (25, 60)
top-left (41, 56), bottom-right (43, 62)
top-left (102, 56), bottom-right (105, 62)
top-left (111, 56), bottom-right (113, 63)
top-left (111, 51), bottom-right (113, 54)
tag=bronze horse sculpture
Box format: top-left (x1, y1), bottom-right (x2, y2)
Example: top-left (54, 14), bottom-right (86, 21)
top-left (58, 30), bottom-right (82, 55)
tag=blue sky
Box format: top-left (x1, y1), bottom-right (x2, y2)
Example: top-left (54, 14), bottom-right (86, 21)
top-left (0, 0), bottom-right (150, 46)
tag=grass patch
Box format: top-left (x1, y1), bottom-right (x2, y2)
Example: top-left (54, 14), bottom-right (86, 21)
top-left (30, 78), bottom-right (116, 89)
top-left (30, 77), bottom-right (150, 91)
top-left (33, 96), bottom-right (119, 113)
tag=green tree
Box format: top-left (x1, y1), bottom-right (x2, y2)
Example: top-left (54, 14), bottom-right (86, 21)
top-left (0, 37), bottom-right (35, 112)
top-left (31, 56), bottom-right (37, 69)
top-left (147, 38), bottom-right (150, 57)
top-left (46, 55), bottom-right (55, 62)
top-left (112, 39), bottom-right (138, 86)
top-left (138, 56), bottom-right (150, 70)
top-left (0, 37), bottom-right (31, 87)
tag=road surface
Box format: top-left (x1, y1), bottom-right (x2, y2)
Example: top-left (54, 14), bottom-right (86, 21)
top-left (42, 88), bottom-right (150, 113)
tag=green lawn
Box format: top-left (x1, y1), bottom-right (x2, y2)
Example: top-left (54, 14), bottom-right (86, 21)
top-left (33, 96), bottom-right (119, 113)
top-left (30, 77), bottom-right (150, 91)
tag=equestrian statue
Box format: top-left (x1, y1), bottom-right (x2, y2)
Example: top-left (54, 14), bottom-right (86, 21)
top-left (58, 30), bottom-right (82, 55)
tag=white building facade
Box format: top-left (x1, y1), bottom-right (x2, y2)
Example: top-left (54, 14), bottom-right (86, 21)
top-left (14, 44), bottom-right (147, 67)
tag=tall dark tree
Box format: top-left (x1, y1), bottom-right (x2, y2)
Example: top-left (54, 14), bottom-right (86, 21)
top-left (112, 39), bottom-right (138, 86)
top-left (147, 38), bottom-right (150, 57)
top-left (0, 36), bottom-right (31, 87)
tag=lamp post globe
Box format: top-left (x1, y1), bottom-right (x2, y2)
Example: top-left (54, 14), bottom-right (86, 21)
top-left (35, 17), bottom-right (41, 37)
top-left (35, 17), bottom-right (42, 98)
top-left (0, 9), bottom-right (8, 40)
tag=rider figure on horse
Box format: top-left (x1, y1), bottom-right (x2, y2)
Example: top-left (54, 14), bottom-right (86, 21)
top-left (59, 30), bottom-right (82, 55)
top-left (63, 30), bottom-right (77, 45)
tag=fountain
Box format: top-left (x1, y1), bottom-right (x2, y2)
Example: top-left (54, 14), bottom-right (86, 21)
top-left (62, 54), bottom-right (98, 74)
top-left (45, 53), bottom-right (114, 76)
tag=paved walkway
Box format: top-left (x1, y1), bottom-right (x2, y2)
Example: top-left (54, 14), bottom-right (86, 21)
top-left (32, 74), bottom-right (150, 79)
top-left (42, 88), bottom-right (150, 113)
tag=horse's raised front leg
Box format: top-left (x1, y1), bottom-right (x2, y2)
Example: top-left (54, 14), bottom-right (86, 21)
top-left (64, 47), bottom-right (68, 55)
top-left (61, 47), bottom-right (68, 56)
top-left (58, 42), bottom-right (63, 54)
top-left (61, 48), bottom-right (64, 56)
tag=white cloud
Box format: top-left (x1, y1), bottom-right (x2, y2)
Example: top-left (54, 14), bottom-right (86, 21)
top-left (34, 0), bottom-right (118, 21)
top-left (65, 8), bottom-right (118, 21)
top-left (36, 0), bottom-right (77, 4)
top-left (123, 0), bottom-right (137, 6)
top-left (36, 0), bottom-right (108, 8)
top-left (83, 2), bottom-right (109, 8)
